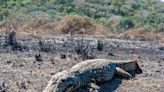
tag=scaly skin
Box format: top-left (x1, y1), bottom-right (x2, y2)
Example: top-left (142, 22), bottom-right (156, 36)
top-left (43, 59), bottom-right (142, 92)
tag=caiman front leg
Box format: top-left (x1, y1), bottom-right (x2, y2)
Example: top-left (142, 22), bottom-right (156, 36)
top-left (90, 82), bottom-right (100, 90)
top-left (116, 67), bottom-right (132, 79)
top-left (88, 78), bottom-right (100, 89)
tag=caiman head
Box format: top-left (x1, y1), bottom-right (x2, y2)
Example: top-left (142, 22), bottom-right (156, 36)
top-left (43, 70), bottom-right (80, 92)
top-left (118, 59), bottom-right (142, 74)
top-left (133, 60), bottom-right (142, 74)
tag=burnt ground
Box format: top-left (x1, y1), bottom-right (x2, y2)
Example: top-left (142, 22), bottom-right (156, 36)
top-left (0, 35), bottom-right (164, 92)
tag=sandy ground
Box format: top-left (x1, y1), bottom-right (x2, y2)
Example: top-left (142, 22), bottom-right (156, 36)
top-left (0, 36), bottom-right (164, 92)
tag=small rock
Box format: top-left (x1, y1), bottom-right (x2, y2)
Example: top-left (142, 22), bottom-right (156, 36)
top-left (157, 61), bottom-right (161, 63)
top-left (141, 65), bottom-right (144, 67)
top-left (155, 70), bottom-right (160, 72)
top-left (117, 45), bottom-right (120, 48)
top-left (35, 54), bottom-right (43, 61)
top-left (50, 72), bottom-right (55, 75)
top-left (62, 44), bottom-right (65, 47)
top-left (138, 56), bottom-right (141, 59)
top-left (16, 81), bottom-right (27, 89)
top-left (19, 64), bottom-right (24, 67)
top-left (159, 47), bottom-right (164, 50)
top-left (158, 64), bottom-right (162, 67)
top-left (60, 54), bottom-right (66, 59)
top-left (6, 61), bottom-right (12, 64)
top-left (50, 58), bottom-right (55, 64)
top-left (26, 80), bottom-right (31, 84)
top-left (108, 52), bottom-right (115, 56)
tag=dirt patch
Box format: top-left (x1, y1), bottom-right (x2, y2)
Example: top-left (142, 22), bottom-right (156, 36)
top-left (0, 36), bottom-right (163, 92)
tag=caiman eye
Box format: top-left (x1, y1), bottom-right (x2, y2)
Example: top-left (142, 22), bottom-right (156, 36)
top-left (61, 79), bottom-right (65, 83)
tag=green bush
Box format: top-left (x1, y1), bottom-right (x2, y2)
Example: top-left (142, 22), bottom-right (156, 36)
top-left (120, 17), bottom-right (134, 29)
top-left (0, 0), bottom-right (163, 32)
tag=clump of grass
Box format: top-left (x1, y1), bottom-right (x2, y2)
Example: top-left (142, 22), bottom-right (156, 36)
top-left (54, 15), bottom-right (105, 35)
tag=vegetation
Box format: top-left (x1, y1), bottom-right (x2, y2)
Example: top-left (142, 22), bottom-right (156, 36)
top-left (0, 0), bottom-right (163, 32)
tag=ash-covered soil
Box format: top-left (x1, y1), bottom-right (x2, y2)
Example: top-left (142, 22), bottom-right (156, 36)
top-left (0, 35), bottom-right (164, 92)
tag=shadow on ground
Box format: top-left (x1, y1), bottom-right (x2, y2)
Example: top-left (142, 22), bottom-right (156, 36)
top-left (75, 71), bottom-right (141, 92)
top-left (74, 77), bottom-right (124, 92)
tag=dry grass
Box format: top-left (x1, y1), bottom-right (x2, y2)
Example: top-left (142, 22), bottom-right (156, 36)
top-left (0, 16), bottom-right (105, 37)
top-left (0, 19), bottom-right (52, 37)
top-left (52, 15), bottom-right (105, 35)
top-left (117, 29), bottom-right (164, 43)
top-left (0, 17), bottom-right (163, 42)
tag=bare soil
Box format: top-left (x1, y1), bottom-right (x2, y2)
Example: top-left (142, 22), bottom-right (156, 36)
top-left (0, 17), bottom-right (164, 92)
top-left (0, 35), bottom-right (163, 92)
